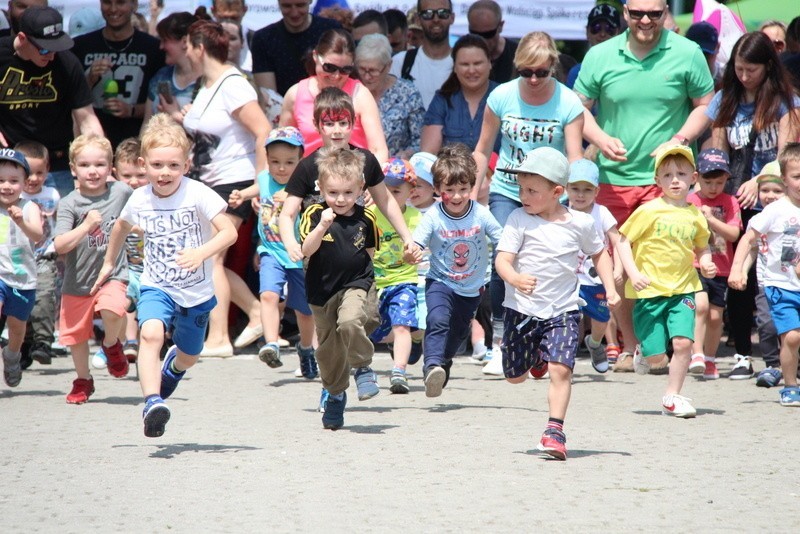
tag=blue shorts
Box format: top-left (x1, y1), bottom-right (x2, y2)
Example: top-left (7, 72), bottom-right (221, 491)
top-left (126, 269), bottom-right (142, 302)
top-left (0, 280), bottom-right (35, 320)
top-left (698, 273), bottom-right (727, 308)
top-left (579, 284), bottom-right (610, 322)
top-left (258, 253), bottom-right (312, 316)
top-left (764, 286), bottom-right (800, 335)
top-left (502, 308), bottom-right (581, 378)
top-left (137, 286), bottom-right (217, 356)
top-left (369, 283), bottom-right (419, 342)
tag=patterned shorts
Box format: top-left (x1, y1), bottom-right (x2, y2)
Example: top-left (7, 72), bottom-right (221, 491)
top-left (501, 308), bottom-right (581, 378)
top-left (369, 283), bottom-right (419, 342)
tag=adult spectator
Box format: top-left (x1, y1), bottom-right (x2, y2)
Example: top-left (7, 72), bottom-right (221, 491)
top-left (383, 8), bottom-right (408, 54)
top-left (0, 0), bottom-right (46, 39)
top-left (467, 0), bottom-right (517, 83)
top-left (421, 34), bottom-right (499, 154)
top-left (212, 0), bottom-right (253, 70)
top-left (566, 3), bottom-right (621, 89)
top-left (219, 18), bottom-right (250, 71)
top-left (182, 20), bottom-right (270, 356)
top-left (68, 8), bottom-right (105, 38)
top-left (390, 0), bottom-right (454, 109)
top-left (280, 28), bottom-right (388, 161)
top-left (406, 8), bottom-right (423, 49)
top-left (356, 34), bottom-right (423, 158)
top-left (685, 21), bottom-right (720, 89)
top-left (574, 0), bottom-right (714, 366)
top-left (783, 16), bottom-right (800, 93)
top-left (72, 0), bottom-right (165, 148)
top-left (760, 20), bottom-right (787, 54)
top-left (351, 9), bottom-right (387, 43)
top-left (0, 6), bottom-right (102, 197)
top-left (251, 0), bottom-right (340, 96)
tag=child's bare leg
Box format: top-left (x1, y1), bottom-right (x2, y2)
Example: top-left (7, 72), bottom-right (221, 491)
top-left (5, 316), bottom-right (27, 353)
top-left (138, 320), bottom-right (165, 397)
top-left (296, 311), bottom-right (315, 348)
top-left (589, 318), bottom-right (606, 344)
top-left (703, 304), bottom-right (724, 359)
top-left (779, 330), bottom-right (800, 387)
top-left (605, 316), bottom-right (618, 346)
top-left (70, 341), bottom-right (91, 379)
top-left (125, 310), bottom-right (138, 342)
top-left (692, 291), bottom-right (709, 355)
top-left (260, 291), bottom-right (281, 342)
top-left (548, 362), bottom-right (572, 420)
top-left (392, 325), bottom-right (411, 370)
top-left (666, 336), bottom-right (692, 394)
top-left (99, 309), bottom-right (124, 347)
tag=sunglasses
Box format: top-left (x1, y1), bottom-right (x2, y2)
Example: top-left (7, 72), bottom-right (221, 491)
top-left (419, 8), bottom-right (452, 21)
top-left (320, 62), bottom-right (354, 75)
top-left (37, 47), bottom-right (51, 55)
top-left (517, 68), bottom-right (551, 79)
top-left (589, 22), bottom-right (616, 35)
top-left (627, 9), bottom-right (664, 20)
top-left (469, 25), bottom-right (500, 39)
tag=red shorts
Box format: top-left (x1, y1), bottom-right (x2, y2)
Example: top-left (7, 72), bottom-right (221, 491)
top-left (597, 184), bottom-right (662, 226)
top-left (59, 280), bottom-right (127, 346)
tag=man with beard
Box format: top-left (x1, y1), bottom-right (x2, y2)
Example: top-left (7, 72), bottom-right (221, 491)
top-left (574, 0), bottom-right (714, 371)
top-left (389, 0), bottom-right (454, 109)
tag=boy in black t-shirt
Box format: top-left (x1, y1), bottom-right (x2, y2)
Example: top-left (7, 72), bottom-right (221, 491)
top-left (299, 147), bottom-right (380, 431)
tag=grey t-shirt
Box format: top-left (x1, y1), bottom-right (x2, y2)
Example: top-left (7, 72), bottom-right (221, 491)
top-left (55, 181), bottom-right (132, 296)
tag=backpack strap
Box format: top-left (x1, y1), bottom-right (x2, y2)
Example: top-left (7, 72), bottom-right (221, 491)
top-left (401, 47), bottom-right (419, 81)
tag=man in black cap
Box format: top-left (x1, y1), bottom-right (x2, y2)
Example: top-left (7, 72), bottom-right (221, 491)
top-left (0, 6), bottom-right (102, 197)
top-left (566, 3), bottom-right (621, 88)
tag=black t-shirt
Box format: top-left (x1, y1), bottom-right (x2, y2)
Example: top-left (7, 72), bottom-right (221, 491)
top-left (299, 202), bottom-right (378, 306)
top-left (72, 29), bottom-right (165, 147)
top-left (285, 145), bottom-right (384, 210)
top-left (0, 37), bottom-right (93, 171)
top-left (781, 51), bottom-right (800, 94)
top-left (251, 16), bottom-right (340, 96)
top-left (491, 38), bottom-right (518, 84)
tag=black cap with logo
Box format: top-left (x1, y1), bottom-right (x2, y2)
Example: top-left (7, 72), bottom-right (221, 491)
top-left (19, 6), bottom-right (74, 53)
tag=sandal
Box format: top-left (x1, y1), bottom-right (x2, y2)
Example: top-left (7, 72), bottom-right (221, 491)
top-left (605, 343), bottom-right (620, 365)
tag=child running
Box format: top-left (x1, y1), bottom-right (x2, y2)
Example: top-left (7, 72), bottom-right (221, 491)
top-left (616, 145), bottom-right (715, 418)
top-left (92, 114), bottom-right (238, 437)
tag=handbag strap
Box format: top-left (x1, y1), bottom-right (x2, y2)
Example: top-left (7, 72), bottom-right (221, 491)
top-left (193, 71), bottom-right (243, 117)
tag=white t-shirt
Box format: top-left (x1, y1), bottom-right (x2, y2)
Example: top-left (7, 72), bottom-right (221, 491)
top-left (498, 207), bottom-right (604, 318)
top-left (21, 185), bottom-right (60, 258)
top-left (390, 47), bottom-right (453, 110)
top-left (182, 68), bottom-right (257, 187)
top-left (576, 203), bottom-right (616, 286)
top-left (748, 196), bottom-right (800, 292)
top-left (119, 178), bottom-right (227, 307)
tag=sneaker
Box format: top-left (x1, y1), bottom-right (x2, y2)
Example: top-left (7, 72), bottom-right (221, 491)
top-left (537, 428), bottom-right (567, 460)
top-left (729, 355), bottom-right (754, 380)
top-left (529, 359), bottom-right (549, 379)
top-left (29, 342), bottom-right (53, 365)
top-left (297, 343), bottom-right (318, 379)
top-left (322, 391), bottom-right (346, 430)
top-left (122, 341), bottom-right (139, 363)
top-left (424, 366), bottom-right (446, 398)
top-left (755, 367), bottom-right (782, 388)
top-left (613, 351), bottom-right (634, 372)
top-left (389, 368), bottom-right (410, 394)
top-left (584, 335), bottom-right (608, 373)
top-left (66, 377), bottom-right (95, 404)
top-left (633, 345), bottom-right (650, 375)
top-left (354, 366), bottom-right (379, 400)
top-left (408, 340), bottom-right (423, 365)
top-left (104, 341), bottom-right (129, 378)
top-left (703, 360), bottom-right (719, 380)
top-left (160, 346), bottom-right (185, 400)
top-left (482, 348), bottom-right (504, 376)
top-left (142, 397), bottom-right (171, 437)
top-left (258, 342), bottom-right (282, 368)
top-left (688, 354), bottom-right (705, 374)
top-left (2, 348), bottom-right (22, 387)
top-left (662, 394), bottom-right (697, 418)
top-left (295, 367), bottom-right (304, 378)
top-left (318, 388), bottom-right (330, 413)
top-left (91, 348), bottom-right (107, 369)
top-left (779, 386), bottom-right (800, 407)
top-left (605, 343), bottom-right (620, 365)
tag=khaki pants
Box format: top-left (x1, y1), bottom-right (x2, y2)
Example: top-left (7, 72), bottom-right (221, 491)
top-left (310, 287), bottom-right (375, 395)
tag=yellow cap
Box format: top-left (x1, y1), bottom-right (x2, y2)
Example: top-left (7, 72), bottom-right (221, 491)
top-left (755, 160), bottom-right (782, 184)
top-left (654, 144), bottom-right (695, 172)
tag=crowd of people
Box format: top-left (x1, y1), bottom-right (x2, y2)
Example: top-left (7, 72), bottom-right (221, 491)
top-left (0, 0), bottom-right (799, 460)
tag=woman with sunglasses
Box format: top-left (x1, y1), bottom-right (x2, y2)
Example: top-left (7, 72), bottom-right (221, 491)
top-left (280, 29), bottom-right (388, 162)
top-left (472, 31), bottom-right (585, 356)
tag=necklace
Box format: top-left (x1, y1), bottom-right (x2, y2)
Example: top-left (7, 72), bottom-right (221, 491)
top-left (103, 34), bottom-right (134, 53)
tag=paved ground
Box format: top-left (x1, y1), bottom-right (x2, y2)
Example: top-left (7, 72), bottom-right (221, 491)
top-left (1, 345), bottom-right (797, 532)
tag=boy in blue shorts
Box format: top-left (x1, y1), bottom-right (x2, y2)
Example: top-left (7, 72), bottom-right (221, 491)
top-left (496, 147), bottom-right (618, 460)
top-left (616, 145), bottom-right (716, 418)
top-left (93, 114), bottom-right (238, 437)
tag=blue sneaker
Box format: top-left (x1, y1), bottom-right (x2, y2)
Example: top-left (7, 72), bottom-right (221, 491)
top-left (779, 386), bottom-right (800, 407)
top-left (354, 366), bottom-right (380, 400)
top-left (259, 342), bottom-right (282, 368)
top-left (322, 391), bottom-right (346, 430)
top-left (756, 367), bottom-right (782, 388)
top-left (318, 388), bottom-right (330, 413)
top-left (297, 343), bottom-right (318, 379)
top-left (142, 397), bottom-right (171, 438)
top-left (160, 346), bottom-right (185, 400)
top-left (409, 340), bottom-right (423, 365)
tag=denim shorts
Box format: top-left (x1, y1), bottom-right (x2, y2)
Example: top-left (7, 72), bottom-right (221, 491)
top-left (502, 307), bottom-right (580, 378)
top-left (258, 253), bottom-right (311, 316)
top-left (764, 286), bottom-right (800, 335)
top-left (369, 283), bottom-right (418, 342)
top-left (0, 280), bottom-right (35, 320)
top-left (137, 286), bottom-right (217, 356)
top-left (579, 284), bottom-right (610, 322)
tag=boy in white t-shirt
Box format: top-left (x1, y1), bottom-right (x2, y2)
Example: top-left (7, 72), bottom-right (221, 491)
top-left (93, 114), bottom-right (238, 437)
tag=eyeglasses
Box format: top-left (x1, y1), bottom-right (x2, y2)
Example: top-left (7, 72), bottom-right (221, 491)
top-left (469, 25), bottom-right (500, 39)
top-left (357, 64), bottom-right (387, 78)
top-left (320, 62), bottom-right (355, 75)
top-left (589, 22), bottom-right (616, 35)
top-left (626, 9), bottom-right (664, 20)
top-left (37, 47), bottom-right (51, 56)
top-left (419, 8), bottom-right (452, 21)
top-left (517, 68), bottom-right (552, 79)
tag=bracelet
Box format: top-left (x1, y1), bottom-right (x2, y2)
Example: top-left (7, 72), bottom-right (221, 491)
top-left (671, 134), bottom-right (688, 145)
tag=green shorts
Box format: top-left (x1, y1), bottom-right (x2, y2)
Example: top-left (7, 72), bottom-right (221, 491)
top-left (633, 294), bottom-right (696, 357)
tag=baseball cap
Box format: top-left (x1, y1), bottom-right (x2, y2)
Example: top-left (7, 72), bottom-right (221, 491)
top-left (697, 148), bottom-right (730, 175)
top-left (588, 4), bottom-right (620, 29)
top-left (568, 159), bottom-right (599, 187)
top-left (685, 21), bottom-right (719, 55)
top-left (19, 7), bottom-right (74, 53)
top-left (68, 8), bottom-right (105, 38)
top-left (0, 148), bottom-right (30, 175)
top-left (500, 147), bottom-right (569, 187)
top-left (409, 152), bottom-right (436, 187)
top-left (382, 157), bottom-right (415, 187)
top-left (654, 144), bottom-right (695, 171)
top-left (265, 126), bottom-right (304, 148)
top-left (755, 160), bottom-right (782, 184)
top-left (406, 8), bottom-right (422, 31)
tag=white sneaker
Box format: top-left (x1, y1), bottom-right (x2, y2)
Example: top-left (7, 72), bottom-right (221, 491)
top-left (294, 367), bottom-right (303, 378)
top-left (91, 348), bottom-right (107, 369)
top-left (632, 345), bottom-right (650, 375)
top-left (482, 348), bottom-right (504, 376)
top-left (688, 353), bottom-right (705, 374)
top-left (662, 394), bottom-right (697, 418)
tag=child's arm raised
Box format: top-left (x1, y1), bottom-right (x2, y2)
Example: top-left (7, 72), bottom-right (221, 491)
top-left (9, 201), bottom-right (43, 243)
top-left (301, 207), bottom-right (335, 257)
top-left (90, 217), bottom-right (133, 294)
top-left (175, 210), bottom-right (238, 271)
top-left (616, 233), bottom-right (650, 291)
top-left (495, 251), bottom-right (537, 294)
top-left (54, 209), bottom-right (103, 255)
top-left (728, 228), bottom-right (758, 290)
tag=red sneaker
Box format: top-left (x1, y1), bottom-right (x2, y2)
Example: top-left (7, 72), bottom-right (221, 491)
top-left (105, 341), bottom-right (129, 378)
top-left (537, 428), bottom-right (567, 460)
top-left (66, 377), bottom-right (95, 404)
top-left (529, 360), bottom-right (549, 379)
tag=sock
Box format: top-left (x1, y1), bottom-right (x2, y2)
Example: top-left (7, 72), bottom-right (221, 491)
top-left (587, 336), bottom-right (602, 348)
top-left (3, 349), bottom-right (20, 361)
top-left (169, 358), bottom-right (185, 375)
top-left (298, 344), bottom-right (313, 352)
top-left (392, 366), bottom-right (406, 374)
top-left (145, 394), bottom-right (161, 406)
top-left (355, 366), bottom-right (371, 376)
top-left (472, 340), bottom-right (486, 354)
top-left (704, 356), bottom-right (716, 363)
top-left (547, 417), bottom-right (564, 433)
top-left (126, 339), bottom-right (138, 345)
top-left (329, 391), bottom-right (344, 401)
